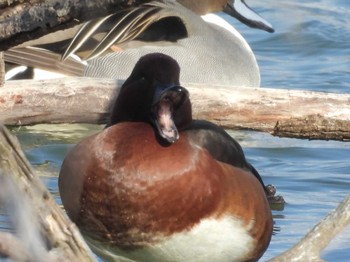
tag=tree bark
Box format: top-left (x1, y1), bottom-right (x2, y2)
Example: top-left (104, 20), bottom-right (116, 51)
top-left (0, 0), bottom-right (148, 51)
top-left (0, 52), bottom-right (4, 86)
top-left (0, 232), bottom-right (31, 261)
top-left (0, 78), bottom-right (350, 141)
top-left (0, 125), bottom-right (97, 261)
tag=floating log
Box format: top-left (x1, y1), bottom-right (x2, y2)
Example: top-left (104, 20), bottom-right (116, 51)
top-left (0, 77), bottom-right (349, 141)
top-left (0, 125), bottom-right (96, 261)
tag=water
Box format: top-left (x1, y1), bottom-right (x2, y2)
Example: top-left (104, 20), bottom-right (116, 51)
top-left (225, 0), bottom-right (350, 93)
top-left (2, 0), bottom-right (350, 261)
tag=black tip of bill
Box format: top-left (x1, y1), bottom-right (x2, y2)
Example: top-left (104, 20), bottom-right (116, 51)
top-left (224, 0), bottom-right (275, 33)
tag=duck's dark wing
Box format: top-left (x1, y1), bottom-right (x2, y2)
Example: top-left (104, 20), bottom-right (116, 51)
top-left (185, 120), bottom-right (267, 190)
top-left (185, 120), bottom-right (247, 168)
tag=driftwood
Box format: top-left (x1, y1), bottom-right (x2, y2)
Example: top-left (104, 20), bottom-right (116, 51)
top-left (0, 231), bottom-right (33, 261)
top-left (0, 125), bottom-right (96, 261)
top-left (269, 193), bottom-right (350, 262)
top-left (0, 52), bottom-right (4, 86)
top-left (0, 77), bottom-right (350, 141)
top-left (0, 0), bottom-right (148, 51)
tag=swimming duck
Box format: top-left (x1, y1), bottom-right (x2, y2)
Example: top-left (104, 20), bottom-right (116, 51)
top-left (59, 53), bottom-right (273, 261)
top-left (5, 0), bottom-right (274, 86)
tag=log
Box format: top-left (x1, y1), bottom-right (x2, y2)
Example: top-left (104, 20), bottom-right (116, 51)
top-left (0, 77), bottom-right (350, 141)
top-left (0, 232), bottom-right (31, 261)
top-left (269, 193), bottom-right (350, 262)
top-left (0, 125), bottom-right (97, 261)
top-left (0, 0), bottom-right (148, 51)
top-left (0, 52), bottom-right (4, 86)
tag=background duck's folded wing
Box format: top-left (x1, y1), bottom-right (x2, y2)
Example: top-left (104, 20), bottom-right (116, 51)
top-left (60, 15), bottom-right (117, 61)
top-left (4, 47), bottom-right (85, 76)
top-left (80, 6), bottom-right (162, 61)
top-left (62, 2), bottom-right (180, 61)
top-left (4, 1), bottom-right (184, 75)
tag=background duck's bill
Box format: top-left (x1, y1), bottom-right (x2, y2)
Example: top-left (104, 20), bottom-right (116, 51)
top-left (224, 0), bottom-right (274, 33)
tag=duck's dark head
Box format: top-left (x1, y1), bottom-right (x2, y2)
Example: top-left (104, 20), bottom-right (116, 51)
top-left (108, 53), bottom-right (192, 144)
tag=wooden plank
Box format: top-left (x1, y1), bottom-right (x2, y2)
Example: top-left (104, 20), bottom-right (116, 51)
top-left (0, 77), bottom-right (349, 141)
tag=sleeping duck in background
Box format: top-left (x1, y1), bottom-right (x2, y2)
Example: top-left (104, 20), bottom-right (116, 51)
top-left (59, 53), bottom-right (274, 262)
top-left (5, 0), bottom-right (274, 86)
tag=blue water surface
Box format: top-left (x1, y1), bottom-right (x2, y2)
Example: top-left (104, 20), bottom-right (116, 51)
top-left (2, 0), bottom-right (350, 261)
top-left (225, 0), bottom-right (350, 93)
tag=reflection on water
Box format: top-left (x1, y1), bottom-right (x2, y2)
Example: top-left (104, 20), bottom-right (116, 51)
top-left (1, 0), bottom-right (350, 261)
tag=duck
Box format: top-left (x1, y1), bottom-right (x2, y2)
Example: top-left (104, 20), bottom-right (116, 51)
top-left (5, 0), bottom-right (274, 86)
top-left (58, 53), bottom-right (273, 262)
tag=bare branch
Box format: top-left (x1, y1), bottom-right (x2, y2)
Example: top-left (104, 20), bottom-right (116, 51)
top-left (269, 194), bottom-right (350, 262)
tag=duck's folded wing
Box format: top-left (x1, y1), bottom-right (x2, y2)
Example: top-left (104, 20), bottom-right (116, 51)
top-left (62, 3), bottom-right (164, 61)
top-left (4, 47), bottom-right (85, 76)
top-left (185, 120), bottom-right (268, 190)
